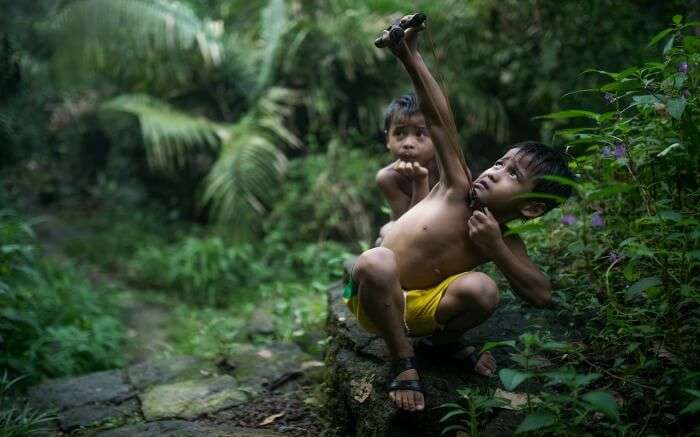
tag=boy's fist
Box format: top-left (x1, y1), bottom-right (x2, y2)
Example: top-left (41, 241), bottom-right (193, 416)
top-left (393, 159), bottom-right (428, 180)
top-left (374, 13), bottom-right (426, 56)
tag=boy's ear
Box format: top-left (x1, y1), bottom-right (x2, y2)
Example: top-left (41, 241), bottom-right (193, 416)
top-left (520, 201), bottom-right (547, 219)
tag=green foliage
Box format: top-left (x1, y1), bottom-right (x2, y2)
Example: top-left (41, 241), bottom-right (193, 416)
top-left (0, 373), bottom-right (57, 437)
top-left (438, 388), bottom-right (505, 437)
top-left (496, 18), bottom-right (700, 435)
top-left (0, 211), bottom-right (126, 384)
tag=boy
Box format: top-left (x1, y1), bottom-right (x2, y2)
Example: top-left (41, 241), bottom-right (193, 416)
top-left (344, 14), bottom-right (574, 412)
top-left (375, 93), bottom-right (439, 246)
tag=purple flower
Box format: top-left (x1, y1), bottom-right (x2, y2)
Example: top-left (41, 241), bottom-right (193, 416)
top-left (608, 251), bottom-right (621, 264)
top-left (614, 143), bottom-right (626, 159)
top-left (601, 146), bottom-right (613, 158)
top-left (678, 62), bottom-right (689, 74)
top-left (561, 214), bottom-right (577, 225)
top-left (603, 93), bottom-right (615, 104)
top-left (591, 212), bottom-right (605, 228)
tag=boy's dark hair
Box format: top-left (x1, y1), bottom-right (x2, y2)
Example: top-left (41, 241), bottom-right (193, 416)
top-left (512, 141), bottom-right (575, 212)
top-left (384, 93), bottom-right (419, 133)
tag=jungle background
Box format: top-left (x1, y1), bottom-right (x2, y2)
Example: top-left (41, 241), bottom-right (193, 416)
top-left (1, 0), bottom-right (699, 435)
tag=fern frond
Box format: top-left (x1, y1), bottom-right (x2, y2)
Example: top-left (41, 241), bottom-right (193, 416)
top-left (53, 0), bottom-right (222, 71)
top-left (101, 94), bottom-right (221, 169)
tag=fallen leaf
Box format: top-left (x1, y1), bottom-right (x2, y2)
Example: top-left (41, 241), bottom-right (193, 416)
top-left (259, 411), bottom-right (285, 426)
top-left (494, 388), bottom-right (540, 410)
top-left (301, 360), bottom-right (324, 370)
top-left (257, 349), bottom-right (273, 359)
top-left (350, 378), bottom-right (372, 403)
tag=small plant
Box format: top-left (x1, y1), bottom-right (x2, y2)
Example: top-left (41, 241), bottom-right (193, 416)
top-left (438, 387), bottom-right (505, 436)
top-left (0, 373), bottom-right (57, 436)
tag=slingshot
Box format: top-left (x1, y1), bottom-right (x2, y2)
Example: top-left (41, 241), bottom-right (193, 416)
top-left (374, 13), bottom-right (427, 48)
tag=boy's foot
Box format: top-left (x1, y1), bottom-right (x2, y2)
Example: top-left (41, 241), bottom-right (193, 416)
top-left (416, 338), bottom-right (496, 377)
top-left (387, 357), bottom-right (425, 411)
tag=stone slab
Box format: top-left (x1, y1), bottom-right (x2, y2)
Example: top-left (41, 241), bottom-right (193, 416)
top-left (140, 375), bottom-right (248, 420)
top-left (223, 342), bottom-right (312, 393)
top-left (127, 355), bottom-right (220, 390)
top-left (96, 420), bottom-right (284, 437)
top-left (27, 369), bottom-right (133, 410)
top-left (59, 398), bottom-right (140, 430)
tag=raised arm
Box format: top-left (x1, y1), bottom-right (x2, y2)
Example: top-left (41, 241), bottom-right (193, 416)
top-left (380, 16), bottom-right (472, 193)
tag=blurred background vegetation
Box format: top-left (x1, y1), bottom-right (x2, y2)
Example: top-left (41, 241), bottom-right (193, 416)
top-left (1, 0), bottom-right (699, 434)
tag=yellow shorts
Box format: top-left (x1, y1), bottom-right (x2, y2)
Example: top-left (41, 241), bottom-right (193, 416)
top-left (344, 273), bottom-right (466, 337)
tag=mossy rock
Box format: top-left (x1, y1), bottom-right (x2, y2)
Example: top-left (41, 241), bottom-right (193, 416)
top-left (140, 375), bottom-right (248, 420)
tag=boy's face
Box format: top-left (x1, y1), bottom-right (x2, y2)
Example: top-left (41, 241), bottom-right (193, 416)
top-left (473, 148), bottom-right (543, 218)
top-left (386, 113), bottom-right (435, 165)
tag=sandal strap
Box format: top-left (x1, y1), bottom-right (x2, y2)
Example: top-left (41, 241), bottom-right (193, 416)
top-left (394, 356), bottom-right (419, 372)
top-left (387, 378), bottom-right (424, 393)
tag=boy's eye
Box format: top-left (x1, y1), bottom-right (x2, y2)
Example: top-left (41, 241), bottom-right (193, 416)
top-left (493, 162), bottom-right (503, 168)
top-left (509, 170), bottom-right (518, 180)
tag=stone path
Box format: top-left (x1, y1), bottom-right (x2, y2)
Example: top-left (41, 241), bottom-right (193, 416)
top-left (27, 344), bottom-right (324, 436)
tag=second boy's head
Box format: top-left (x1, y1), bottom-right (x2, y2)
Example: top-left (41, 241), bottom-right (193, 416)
top-left (384, 94), bottom-right (435, 166)
top-left (473, 141), bottom-right (574, 221)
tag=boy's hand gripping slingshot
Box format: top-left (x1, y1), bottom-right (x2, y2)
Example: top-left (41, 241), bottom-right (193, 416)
top-left (374, 13), bottom-right (427, 48)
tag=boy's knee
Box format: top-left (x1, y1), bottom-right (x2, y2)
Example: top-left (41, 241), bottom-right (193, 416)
top-left (454, 272), bottom-right (500, 314)
top-left (354, 247), bottom-right (397, 284)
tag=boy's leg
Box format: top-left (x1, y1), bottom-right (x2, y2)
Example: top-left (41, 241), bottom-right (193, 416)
top-left (353, 247), bottom-right (424, 411)
top-left (432, 272), bottom-right (500, 375)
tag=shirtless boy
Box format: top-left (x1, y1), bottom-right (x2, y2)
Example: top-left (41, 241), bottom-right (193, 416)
top-left (344, 14), bottom-right (574, 412)
top-left (375, 94), bottom-right (439, 246)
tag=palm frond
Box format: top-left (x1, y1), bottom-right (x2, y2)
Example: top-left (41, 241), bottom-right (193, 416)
top-left (101, 94), bottom-right (221, 170)
top-left (202, 87), bottom-right (300, 224)
top-left (256, 0), bottom-right (288, 95)
top-left (52, 0), bottom-right (222, 73)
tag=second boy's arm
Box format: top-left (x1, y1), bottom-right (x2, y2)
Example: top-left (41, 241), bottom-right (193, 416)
top-left (469, 209), bottom-right (552, 307)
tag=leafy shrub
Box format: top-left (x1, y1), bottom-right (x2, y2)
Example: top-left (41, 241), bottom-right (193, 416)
top-left (0, 211), bottom-right (126, 384)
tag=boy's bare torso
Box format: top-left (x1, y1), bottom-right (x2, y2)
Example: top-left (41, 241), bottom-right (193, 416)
top-left (381, 184), bottom-right (488, 290)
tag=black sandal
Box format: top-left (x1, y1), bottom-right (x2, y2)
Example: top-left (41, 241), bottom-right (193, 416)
top-left (415, 337), bottom-right (481, 371)
top-left (387, 356), bottom-right (425, 397)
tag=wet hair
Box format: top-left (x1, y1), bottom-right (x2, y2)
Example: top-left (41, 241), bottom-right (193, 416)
top-left (511, 141), bottom-right (575, 213)
top-left (383, 93), bottom-right (420, 134)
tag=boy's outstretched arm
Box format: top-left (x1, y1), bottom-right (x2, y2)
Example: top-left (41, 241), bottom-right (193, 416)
top-left (380, 16), bottom-right (472, 192)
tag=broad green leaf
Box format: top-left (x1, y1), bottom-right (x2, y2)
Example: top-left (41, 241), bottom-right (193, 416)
top-left (600, 79), bottom-right (642, 93)
top-left (684, 36), bottom-right (700, 51)
top-left (515, 411), bottom-right (556, 433)
top-left (626, 276), bottom-right (662, 300)
top-left (663, 35), bottom-right (676, 55)
top-left (648, 28), bottom-right (673, 47)
top-left (680, 399), bottom-right (700, 415)
top-left (657, 143), bottom-right (682, 157)
top-left (536, 110), bottom-right (600, 122)
top-left (582, 391), bottom-right (619, 420)
top-left (673, 14), bottom-right (683, 24)
top-left (480, 340), bottom-right (517, 354)
top-left (632, 95), bottom-right (659, 106)
top-left (538, 175), bottom-right (580, 189)
top-left (499, 368), bottom-right (535, 391)
top-left (666, 98), bottom-right (687, 119)
top-left (439, 409), bottom-right (468, 422)
top-left (441, 424), bottom-right (467, 435)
